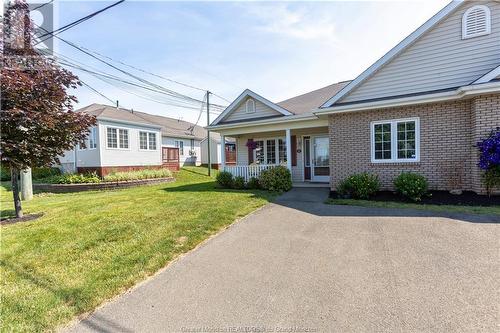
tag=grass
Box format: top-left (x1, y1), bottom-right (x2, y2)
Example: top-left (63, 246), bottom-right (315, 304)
top-left (327, 198), bottom-right (500, 215)
top-left (0, 167), bottom-right (275, 332)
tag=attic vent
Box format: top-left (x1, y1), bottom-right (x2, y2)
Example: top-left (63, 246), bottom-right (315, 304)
top-left (246, 98), bottom-right (256, 113)
top-left (462, 5), bottom-right (491, 39)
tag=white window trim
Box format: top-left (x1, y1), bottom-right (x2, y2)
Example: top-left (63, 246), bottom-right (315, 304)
top-left (174, 140), bottom-right (185, 156)
top-left (88, 127), bottom-right (97, 150)
top-left (138, 130), bottom-right (158, 151)
top-left (253, 137), bottom-right (287, 165)
top-left (462, 5), bottom-right (491, 40)
top-left (370, 117), bottom-right (420, 163)
top-left (105, 126), bottom-right (131, 150)
top-left (245, 98), bottom-right (256, 114)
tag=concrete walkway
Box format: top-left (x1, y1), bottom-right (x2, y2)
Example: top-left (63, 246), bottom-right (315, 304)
top-left (64, 188), bottom-right (500, 332)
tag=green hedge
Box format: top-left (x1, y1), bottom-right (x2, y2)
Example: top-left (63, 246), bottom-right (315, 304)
top-left (337, 173), bottom-right (380, 199)
top-left (394, 172), bottom-right (428, 202)
top-left (258, 166), bottom-right (292, 192)
top-left (103, 168), bottom-right (172, 182)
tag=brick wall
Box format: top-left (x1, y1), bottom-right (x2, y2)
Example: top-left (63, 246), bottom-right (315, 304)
top-left (471, 94), bottom-right (500, 194)
top-left (328, 99), bottom-right (484, 192)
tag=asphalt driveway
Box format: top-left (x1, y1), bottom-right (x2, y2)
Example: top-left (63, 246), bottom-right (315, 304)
top-left (64, 188), bottom-right (500, 332)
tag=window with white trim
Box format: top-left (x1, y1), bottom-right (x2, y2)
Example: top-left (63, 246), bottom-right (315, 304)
top-left (107, 127), bottom-right (129, 149)
top-left (139, 131), bottom-right (157, 150)
top-left (462, 5), bottom-right (491, 39)
top-left (246, 99), bottom-right (256, 113)
top-left (89, 127), bottom-right (97, 149)
top-left (253, 138), bottom-right (287, 165)
top-left (175, 140), bottom-right (184, 155)
top-left (371, 118), bottom-right (419, 163)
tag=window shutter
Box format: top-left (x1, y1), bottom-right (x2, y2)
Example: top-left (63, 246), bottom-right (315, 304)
top-left (248, 139), bottom-right (254, 164)
top-left (291, 135), bottom-right (297, 166)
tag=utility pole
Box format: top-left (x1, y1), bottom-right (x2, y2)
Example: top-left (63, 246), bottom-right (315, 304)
top-left (207, 91), bottom-right (211, 176)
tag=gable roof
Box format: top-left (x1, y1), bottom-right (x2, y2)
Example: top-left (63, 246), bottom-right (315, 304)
top-left (211, 89), bottom-right (293, 125)
top-left (77, 104), bottom-right (161, 128)
top-left (473, 64), bottom-right (500, 84)
top-left (321, 0), bottom-right (465, 108)
top-left (77, 104), bottom-right (211, 141)
top-left (277, 81), bottom-right (350, 114)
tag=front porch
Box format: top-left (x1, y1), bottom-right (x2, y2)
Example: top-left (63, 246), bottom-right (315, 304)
top-left (218, 126), bottom-right (331, 185)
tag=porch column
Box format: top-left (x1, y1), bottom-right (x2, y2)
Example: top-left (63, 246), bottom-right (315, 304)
top-left (286, 129), bottom-right (292, 171)
top-left (220, 134), bottom-right (226, 170)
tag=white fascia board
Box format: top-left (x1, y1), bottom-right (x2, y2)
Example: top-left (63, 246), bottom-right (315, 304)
top-left (208, 113), bottom-right (318, 130)
top-left (315, 81), bottom-right (500, 115)
top-left (97, 117), bottom-right (163, 130)
top-left (321, 0), bottom-right (464, 108)
top-left (473, 65), bottom-right (500, 84)
top-left (212, 118), bottom-right (329, 136)
top-left (211, 89), bottom-right (293, 126)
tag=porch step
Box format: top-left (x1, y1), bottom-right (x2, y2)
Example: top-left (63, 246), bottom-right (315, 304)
top-left (292, 182), bottom-right (330, 188)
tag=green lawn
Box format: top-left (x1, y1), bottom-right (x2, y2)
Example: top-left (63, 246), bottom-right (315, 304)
top-left (327, 198), bottom-right (500, 215)
top-left (0, 167), bottom-right (275, 332)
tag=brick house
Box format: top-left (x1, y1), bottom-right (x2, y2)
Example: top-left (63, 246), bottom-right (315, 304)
top-left (207, 0), bottom-right (500, 194)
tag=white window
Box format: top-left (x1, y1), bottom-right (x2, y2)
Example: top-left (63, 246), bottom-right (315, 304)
top-left (246, 99), bottom-right (256, 113)
top-left (107, 127), bottom-right (129, 149)
top-left (89, 127), bottom-right (97, 149)
top-left (371, 118), bottom-right (420, 163)
top-left (462, 5), bottom-right (491, 39)
top-left (175, 140), bottom-right (184, 155)
top-left (139, 132), bottom-right (148, 150)
top-left (253, 138), bottom-right (287, 165)
top-left (139, 131), bottom-right (157, 150)
top-left (148, 133), bottom-right (157, 150)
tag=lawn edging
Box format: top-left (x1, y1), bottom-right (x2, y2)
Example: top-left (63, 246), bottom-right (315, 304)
top-left (33, 177), bottom-right (175, 193)
top-left (326, 198), bottom-right (500, 216)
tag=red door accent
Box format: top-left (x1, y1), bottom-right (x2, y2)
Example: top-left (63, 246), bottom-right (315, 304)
top-left (291, 135), bottom-right (297, 166)
top-left (162, 147), bottom-right (180, 171)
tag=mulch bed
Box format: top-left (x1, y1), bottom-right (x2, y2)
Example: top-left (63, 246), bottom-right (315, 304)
top-left (1, 213), bottom-right (43, 226)
top-left (330, 190), bottom-right (500, 207)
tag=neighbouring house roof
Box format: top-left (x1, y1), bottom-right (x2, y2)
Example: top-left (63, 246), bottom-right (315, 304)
top-left (277, 81), bottom-right (350, 115)
top-left (77, 104), bottom-right (162, 128)
top-left (77, 103), bottom-right (213, 141)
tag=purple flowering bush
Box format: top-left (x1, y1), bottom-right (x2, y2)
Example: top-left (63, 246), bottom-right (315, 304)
top-left (477, 127), bottom-right (500, 195)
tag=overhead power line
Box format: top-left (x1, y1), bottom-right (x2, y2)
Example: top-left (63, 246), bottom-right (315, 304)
top-left (36, 0), bottom-right (125, 45)
top-left (30, 0), bottom-right (54, 12)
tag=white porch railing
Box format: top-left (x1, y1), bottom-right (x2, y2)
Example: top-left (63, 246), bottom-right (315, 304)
top-left (222, 164), bottom-right (277, 182)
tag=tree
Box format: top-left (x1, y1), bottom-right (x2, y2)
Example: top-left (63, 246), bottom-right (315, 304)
top-left (1, 0), bottom-right (96, 218)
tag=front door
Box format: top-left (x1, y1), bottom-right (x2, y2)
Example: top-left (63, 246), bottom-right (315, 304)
top-left (312, 136), bottom-right (329, 182)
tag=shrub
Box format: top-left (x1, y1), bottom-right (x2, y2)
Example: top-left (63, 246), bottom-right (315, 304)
top-left (247, 177), bottom-right (260, 190)
top-left (394, 172), bottom-right (428, 202)
top-left (42, 172), bottom-right (101, 184)
top-left (216, 171), bottom-right (233, 188)
top-left (337, 172), bottom-right (380, 199)
top-left (32, 167), bottom-right (61, 179)
top-left (1, 166), bottom-right (10, 181)
top-left (104, 168), bottom-right (172, 182)
top-left (259, 166), bottom-right (292, 192)
top-left (232, 176), bottom-right (245, 189)
top-left (477, 127), bottom-right (500, 195)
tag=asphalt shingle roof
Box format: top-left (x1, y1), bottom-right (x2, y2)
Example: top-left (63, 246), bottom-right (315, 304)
top-left (77, 104), bottom-right (215, 141)
top-left (277, 81), bottom-right (350, 115)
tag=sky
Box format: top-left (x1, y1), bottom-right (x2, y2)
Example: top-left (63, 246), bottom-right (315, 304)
top-left (39, 0), bottom-right (450, 124)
